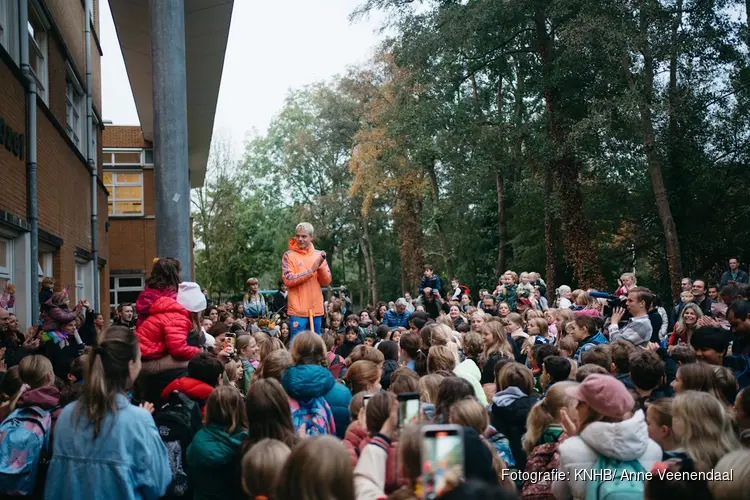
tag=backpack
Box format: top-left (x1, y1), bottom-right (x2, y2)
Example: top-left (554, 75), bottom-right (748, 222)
top-left (154, 392), bottom-right (203, 498)
top-left (0, 406), bottom-right (53, 496)
top-left (585, 455), bottom-right (646, 500)
top-left (328, 354), bottom-right (345, 379)
top-left (290, 397), bottom-right (334, 436)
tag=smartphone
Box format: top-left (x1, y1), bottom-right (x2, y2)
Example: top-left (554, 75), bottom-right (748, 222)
top-left (421, 425), bottom-right (464, 500)
top-left (398, 392), bottom-right (420, 428)
top-left (224, 332), bottom-right (236, 354)
top-left (363, 393), bottom-right (373, 410)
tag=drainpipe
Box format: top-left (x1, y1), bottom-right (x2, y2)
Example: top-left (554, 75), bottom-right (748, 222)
top-left (85, 0), bottom-right (100, 312)
top-left (20, 0), bottom-right (39, 325)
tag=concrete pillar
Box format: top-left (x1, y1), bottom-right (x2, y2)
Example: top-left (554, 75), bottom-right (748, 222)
top-left (150, 0), bottom-right (191, 269)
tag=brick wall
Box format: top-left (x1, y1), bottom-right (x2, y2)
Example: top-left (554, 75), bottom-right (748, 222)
top-left (108, 218), bottom-right (157, 275)
top-left (46, 0), bottom-right (86, 95)
top-left (102, 126), bottom-right (151, 148)
top-left (0, 60), bottom-right (28, 217)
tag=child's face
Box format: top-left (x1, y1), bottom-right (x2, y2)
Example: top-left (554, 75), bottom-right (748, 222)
top-left (243, 338), bottom-right (259, 361)
top-left (521, 274), bottom-right (530, 285)
top-left (425, 269), bottom-right (433, 279)
top-left (505, 321), bottom-right (522, 333)
top-left (280, 323), bottom-right (289, 336)
top-left (622, 276), bottom-right (634, 288)
top-left (671, 370), bottom-right (684, 393)
top-left (498, 303), bottom-right (510, 316)
top-left (571, 323), bottom-right (589, 342)
top-left (695, 346), bottom-right (722, 365)
top-left (336, 333), bottom-right (344, 346)
top-left (331, 318), bottom-right (341, 329)
top-left (202, 319), bottom-right (212, 330)
top-left (346, 331), bottom-right (357, 343)
top-left (500, 275), bottom-right (510, 286)
top-left (360, 312), bottom-right (371, 324)
top-left (646, 406), bottom-right (669, 446)
top-left (391, 330), bottom-right (402, 343)
top-left (560, 348), bottom-right (573, 358)
top-left (681, 292), bottom-right (693, 303)
top-left (347, 318), bottom-right (358, 328)
top-left (365, 337), bottom-right (374, 347)
top-left (528, 323), bottom-right (540, 335)
top-left (451, 280), bottom-right (459, 289)
top-left (235, 363), bottom-right (243, 380)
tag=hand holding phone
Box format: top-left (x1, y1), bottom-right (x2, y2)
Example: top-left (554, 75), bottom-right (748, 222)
top-left (398, 392), bottom-right (420, 429)
top-left (421, 425), bottom-right (464, 500)
top-left (224, 332), bottom-right (236, 355)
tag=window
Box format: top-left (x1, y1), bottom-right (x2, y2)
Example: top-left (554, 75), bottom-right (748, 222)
top-left (110, 275), bottom-right (144, 307)
top-left (0, 1), bottom-right (19, 62)
top-left (103, 171), bottom-right (144, 216)
top-left (0, 238), bottom-right (13, 293)
top-left (75, 260), bottom-right (93, 303)
top-left (28, 7), bottom-right (48, 103)
top-left (66, 67), bottom-right (85, 150)
top-left (103, 149), bottom-right (145, 166)
top-left (39, 252), bottom-right (53, 283)
top-left (144, 148), bottom-right (154, 165)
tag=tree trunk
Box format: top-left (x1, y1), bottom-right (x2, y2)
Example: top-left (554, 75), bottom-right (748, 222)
top-left (632, 0), bottom-right (683, 300)
top-left (534, 2), bottom-right (605, 289)
top-left (495, 171), bottom-right (506, 277)
top-left (360, 218), bottom-right (378, 304)
top-left (425, 161), bottom-right (453, 278)
top-left (395, 182), bottom-right (424, 295)
top-left (544, 167), bottom-right (556, 302)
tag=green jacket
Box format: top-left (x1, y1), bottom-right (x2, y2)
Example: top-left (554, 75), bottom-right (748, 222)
top-left (186, 424), bottom-right (248, 500)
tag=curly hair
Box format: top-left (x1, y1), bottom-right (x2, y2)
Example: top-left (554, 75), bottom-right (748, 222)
top-left (146, 257), bottom-right (182, 290)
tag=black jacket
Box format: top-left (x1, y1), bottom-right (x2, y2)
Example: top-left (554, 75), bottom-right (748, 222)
top-left (489, 392), bottom-right (538, 470)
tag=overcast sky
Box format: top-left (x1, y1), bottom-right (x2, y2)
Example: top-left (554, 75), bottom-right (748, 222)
top-left (100, 0), bottom-right (385, 154)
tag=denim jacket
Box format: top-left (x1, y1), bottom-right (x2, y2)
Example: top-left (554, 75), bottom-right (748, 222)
top-left (44, 393), bottom-right (171, 500)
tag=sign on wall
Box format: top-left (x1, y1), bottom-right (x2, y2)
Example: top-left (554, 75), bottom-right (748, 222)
top-left (0, 117), bottom-right (24, 161)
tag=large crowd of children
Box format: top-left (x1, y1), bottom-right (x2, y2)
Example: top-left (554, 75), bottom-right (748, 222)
top-left (1, 257), bottom-right (750, 499)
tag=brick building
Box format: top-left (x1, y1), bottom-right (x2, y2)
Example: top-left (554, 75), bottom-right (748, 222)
top-left (102, 124), bottom-right (195, 309)
top-left (1, 0), bottom-right (107, 328)
top-left (1, 0), bottom-right (232, 325)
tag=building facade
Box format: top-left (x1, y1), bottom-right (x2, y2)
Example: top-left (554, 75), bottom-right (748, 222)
top-left (103, 125), bottom-right (194, 312)
top-left (0, 0), bottom-right (108, 328)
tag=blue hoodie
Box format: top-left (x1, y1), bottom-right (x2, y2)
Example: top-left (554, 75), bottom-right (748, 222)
top-left (575, 331), bottom-right (609, 363)
top-left (282, 364), bottom-right (352, 439)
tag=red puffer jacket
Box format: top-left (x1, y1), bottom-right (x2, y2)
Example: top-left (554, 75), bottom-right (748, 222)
top-left (135, 296), bottom-right (199, 360)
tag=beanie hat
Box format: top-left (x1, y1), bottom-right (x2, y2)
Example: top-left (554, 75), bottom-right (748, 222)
top-left (177, 282), bottom-right (206, 313)
top-left (565, 374), bottom-right (634, 419)
top-left (690, 326), bottom-right (731, 353)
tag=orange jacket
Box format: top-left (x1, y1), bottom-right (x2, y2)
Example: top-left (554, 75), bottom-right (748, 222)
top-left (282, 238), bottom-right (332, 317)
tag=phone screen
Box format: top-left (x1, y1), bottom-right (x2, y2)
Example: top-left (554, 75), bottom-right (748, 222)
top-left (399, 398), bottom-right (420, 428)
top-left (224, 333), bottom-right (236, 354)
top-left (422, 428), bottom-right (463, 500)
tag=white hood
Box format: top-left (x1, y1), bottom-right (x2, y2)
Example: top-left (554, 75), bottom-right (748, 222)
top-left (579, 410), bottom-right (650, 461)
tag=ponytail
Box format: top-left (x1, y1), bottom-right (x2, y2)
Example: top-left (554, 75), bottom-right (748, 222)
top-left (78, 326), bottom-right (139, 438)
top-left (522, 380), bottom-right (579, 454)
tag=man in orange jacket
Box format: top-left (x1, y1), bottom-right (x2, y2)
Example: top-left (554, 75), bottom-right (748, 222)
top-left (282, 222), bottom-right (332, 339)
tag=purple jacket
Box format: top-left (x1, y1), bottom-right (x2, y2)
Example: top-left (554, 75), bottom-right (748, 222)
top-left (42, 301), bottom-right (80, 331)
top-left (16, 386), bottom-right (63, 430)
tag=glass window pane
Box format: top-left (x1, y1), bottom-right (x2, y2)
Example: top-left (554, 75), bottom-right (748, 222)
top-left (115, 186), bottom-right (142, 199)
top-left (110, 277), bottom-right (115, 288)
top-left (113, 152), bottom-right (141, 164)
top-left (114, 201), bottom-right (142, 215)
top-left (118, 277), bottom-right (143, 288)
top-left (118, 290), bottom-right (141, 304)
top-left (0, 240), bottom-right (6, 267)
top-left (114, 172), bottom-right (142, 184)
top-left (144, 149), bottom-right (154, 164)
top-left (103, 171), bottom-right (113, 185)
top-left (108, 203), bottom-right (113, 215)
top-left (110, 291), bottom-right (116, 303)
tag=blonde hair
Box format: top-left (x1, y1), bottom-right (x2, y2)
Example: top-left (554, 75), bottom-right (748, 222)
top-left (527, 317), bottom-right (549, 338)
top-left (523, 381), bottom-right (578, 453)
top-left (524, 309), bottom-right (544, 321)
top-left (708, 449), bottom-right (750, 499)
top-left (295, 222), bottom-right (314, 237)
top-left (236, 335), bottom-right (254, 357)
top-left (449, 397), bottom-right (488, 434)
top-left (672, 391), bottom-right (740, 472)
top-left (420, 373), bottom-right (444, 404)
top-left (675, 303), bottom-right (703, 343)
top-left (223, 359), bottom-right (241, 383)
top-left (427, 345), bottom-right (456, 373)
top-left (204, 385), bottom-right (248, 433)
top-left (620, 272), bottom-right (636, 285)
top-left (242, 439), bottom-right (291, 498)
top-left (506, 312), bottom-right (524, 329)
top-left (430, 324), bottom-right (453, 346)
top-left (18, 355), bottom-right (53, 389)
top-left (498, 363), bottom-right (535, 395)
top-left (480, 319), bottom-right (514, 363)
top-left (290, 331), bottom-right (327, 366)
top-left (275, 436), bottom-right (354, 500)
top-left (260, 337), bottom-right (286, 361)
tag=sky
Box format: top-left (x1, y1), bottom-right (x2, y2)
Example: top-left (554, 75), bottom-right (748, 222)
top-left (100, 0), bottom-right (386, 154)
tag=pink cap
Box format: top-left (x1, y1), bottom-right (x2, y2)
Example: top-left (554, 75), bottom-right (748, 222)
top-left (565, 374), bottom-right (634, 419)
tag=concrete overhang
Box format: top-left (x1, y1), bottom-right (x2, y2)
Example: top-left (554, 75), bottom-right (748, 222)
top-left (108, 0), bottom-right (233, 188)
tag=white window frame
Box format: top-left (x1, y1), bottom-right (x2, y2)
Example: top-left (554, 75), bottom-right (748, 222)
top-left (75, 260), bottom-right (94, 303)
top-left (66, 65), bottom-right (86, 151)
top-left (0, 237), bottom-right (13, 293)
top-left (0, 1), bottom-right (19, 63)
top-left (28, 4), bottom-right (49, 104)
top-left (110, 275), bottom-right (144, 307)
top-left (91, 116), bottom-right (99, 168)
top-left (102, 148), bottom-right (149, 167)
top-left (103, 170), bottom-right (144, 216)
top-left (38, 252), bottom-right (53, 283)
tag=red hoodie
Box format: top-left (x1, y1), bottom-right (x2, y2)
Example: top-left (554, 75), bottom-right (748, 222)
top-left (161, 377), bottom-right (215, 416)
